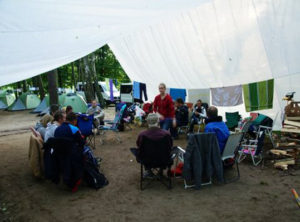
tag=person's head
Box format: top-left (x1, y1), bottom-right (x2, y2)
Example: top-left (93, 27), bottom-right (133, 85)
top-left (146, 113), bottom-right (159, 128)
top-left (40, 114), bottom-right (53, 127)
top-left (91, 100), bottom-right (97, 108)
top-left (175, 98), bottom-right (184, 107)
top-left (196, 99), bottom-right (202, 107)
top-left (53, 110), bottom-right (66, 125)
top-left (66, 106), bottom-right (73, 114)
top-left (158, 83), bottom-right (166, 95)
top-left (50, 104), bottom-right (60, 116)
top-left (66, 112), bottom-right (77, 126)
top-left (207, 106), bottom-right (218, 119)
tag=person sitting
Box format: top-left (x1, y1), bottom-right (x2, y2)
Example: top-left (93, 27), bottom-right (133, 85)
top-left (87, 100), bottom-right (105, 132)
top-left (44, 110), bottom-right (66, 143)
top-left (171, 98), bottom-right (189, 139)
top-left (66, 105), bottom-right (73, 115)
top-left (204, 106), bottom-right (230, 154)
top-left (54, 112), bottom-right (85, 148)
top-left (131, 113), bottom-right (173, 178)
top-left (189, 99), bottom-right (207, 133)
top-left (35, 104), bottom-right (61, 139)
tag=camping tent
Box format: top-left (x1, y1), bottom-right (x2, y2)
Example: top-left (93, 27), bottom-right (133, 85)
top-left (62, 93), bottom-right (87, 113)
top-left (33, 94), bottom-right (67, 113)
top-left (0, 90), bottom-right (16, 109)
top-left (7, 92), bottom-right (41, 111)
top-left (0, 0), bottom-right (300, 129)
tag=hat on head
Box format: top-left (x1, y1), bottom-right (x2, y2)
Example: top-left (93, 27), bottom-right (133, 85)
top-left (146, 113), bottom-right (159, 127)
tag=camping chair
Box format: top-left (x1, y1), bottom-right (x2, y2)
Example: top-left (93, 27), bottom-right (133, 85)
top-left (77, 114), bottom-right (96, 149)
top-left (225, 112), bottom-right (241, 131)
top-left (137, 135), bottom-right (174, 190)
top-left (221, 133), bottom-right (243, 183)
top-left (99, 104), bottom-right (126, 143)
top-left (238, 130), bottom-right (265, 166)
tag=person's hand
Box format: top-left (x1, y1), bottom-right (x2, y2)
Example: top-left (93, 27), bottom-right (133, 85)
top-left (172, 119), bottom-right (176, 128)
top-left (159, 114), bottom-right (165, 120)
top-left (195, 111), bottom-right (199, 115)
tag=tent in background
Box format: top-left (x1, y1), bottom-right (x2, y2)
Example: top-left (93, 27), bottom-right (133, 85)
top-left (0, 90), bottom-right (16, 109)
top-left (62, 93), bottom-right (87, 113)
top-left (33, 93), bottom-right (67, 113)
top-left (7, 92), bottom-right (40, 111)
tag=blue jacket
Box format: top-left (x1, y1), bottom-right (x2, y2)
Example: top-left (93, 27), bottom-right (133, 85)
top-left (205, 117), bottom-right (230, 153)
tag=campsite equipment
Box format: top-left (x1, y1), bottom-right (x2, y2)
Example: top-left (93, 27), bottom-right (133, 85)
top-left (62, 93), bottom-right (87, 113)
top-left (285, 102), bottom-right (300, 118)
top-left (7, 92), bottom-right (40, 111)
top-left (77, 114), bottom-right (96, 149)
top-left (0, 90), bottom-right (16, 109)
top-left (291, 189), bottom-right (300, 208)
top-left (225, 112), bottom-right (241, 130)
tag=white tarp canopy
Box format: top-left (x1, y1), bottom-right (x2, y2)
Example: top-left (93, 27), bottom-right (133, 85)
top-left (1, 0), bottom-right (300, 130)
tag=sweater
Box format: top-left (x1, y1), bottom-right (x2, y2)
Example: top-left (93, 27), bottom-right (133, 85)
top-left (153, 94), bottom-right (175, 119)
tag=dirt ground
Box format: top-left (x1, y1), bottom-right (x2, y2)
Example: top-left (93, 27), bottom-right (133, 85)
top-left (0, 109), bottom-right (299, 222)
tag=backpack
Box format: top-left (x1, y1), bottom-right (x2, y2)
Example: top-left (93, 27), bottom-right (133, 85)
top-left (83, 161), bottom-right (109, 189)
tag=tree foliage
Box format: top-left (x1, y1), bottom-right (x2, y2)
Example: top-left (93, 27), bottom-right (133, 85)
top-left (1, 45), bottom-right (130, 97)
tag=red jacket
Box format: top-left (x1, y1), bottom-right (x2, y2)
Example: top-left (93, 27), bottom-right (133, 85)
top-left (153, 94), bottom-right (175, 119)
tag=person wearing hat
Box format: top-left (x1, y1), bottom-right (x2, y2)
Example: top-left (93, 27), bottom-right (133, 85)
top-left (130, 113), bottom-right (173, 178)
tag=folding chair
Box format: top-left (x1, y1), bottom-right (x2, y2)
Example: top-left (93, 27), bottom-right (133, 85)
top-left (99, 104), bottom-right (126, 143)
top-left (221, 133), bottom-right (243, 183)
top-left (77, 114), bottom-right (96, 149)
top-left (137, 135), bottom-right (174, 190)
top-left (238, 130), bottom-right (265, 166)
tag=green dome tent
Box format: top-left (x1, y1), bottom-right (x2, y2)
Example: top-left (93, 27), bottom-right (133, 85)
top-left (8, 92), bottom-right (40, 111)
top-left (33, 93), bottom-right (66, 113)
top-left (62, 93), bottom-right (87, 113)
top-left (0, 90), bottom-right (16, 109)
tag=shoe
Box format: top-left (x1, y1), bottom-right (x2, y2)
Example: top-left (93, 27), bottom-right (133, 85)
top-left (143, 170), bottom-right (154, 179)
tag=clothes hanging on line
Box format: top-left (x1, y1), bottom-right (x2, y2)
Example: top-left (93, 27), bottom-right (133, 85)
top-left (211, 85), bottom-right (243, 107)
top-left (109, 79), bottom-right (114, 101)
top-left (243, 79), bottom-right (274, 112)
top-left (133, 81), bottom-right (140, 99)
top-left (169, 88), bottom-right (187, 102)
top-left (133, 81), bottom-right (148, 101)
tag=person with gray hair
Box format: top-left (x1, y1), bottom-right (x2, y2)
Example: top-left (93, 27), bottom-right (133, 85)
top-left (130, 113), bottom-right (173, 178)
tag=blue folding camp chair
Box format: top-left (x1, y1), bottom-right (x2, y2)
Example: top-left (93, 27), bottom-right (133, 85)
top-left (77, 114), bottom-right (96, 149)
top-left (99, 104), bottom-right (127, 144)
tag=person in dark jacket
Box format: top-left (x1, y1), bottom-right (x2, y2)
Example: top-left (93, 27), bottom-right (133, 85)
top-left (171, 98), bottom-right (188, 139)
top-left (131, 113), bottom-right (173, 178)
top-left (54, 112), bottom-right (85, 192)
top-left (204, 106), bottom-right (230, 153)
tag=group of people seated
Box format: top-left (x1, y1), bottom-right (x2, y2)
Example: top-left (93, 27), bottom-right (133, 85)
top-left (32, 101), bottom-right (107, 192)
top-left (151, 83), bottom-right (230, 153)
top-left (132, 83), bottom-right (230, 178)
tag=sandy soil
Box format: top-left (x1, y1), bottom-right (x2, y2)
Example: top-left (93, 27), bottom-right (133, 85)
top-left (0, 110), bottom-right (299, 222)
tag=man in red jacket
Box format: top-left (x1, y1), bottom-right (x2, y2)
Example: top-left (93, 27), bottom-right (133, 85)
top-left (153, 83), bottom-right (175, 131)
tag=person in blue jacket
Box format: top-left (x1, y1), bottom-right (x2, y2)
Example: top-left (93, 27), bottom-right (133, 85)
top-left (204, 106), bottom-right (230, 153)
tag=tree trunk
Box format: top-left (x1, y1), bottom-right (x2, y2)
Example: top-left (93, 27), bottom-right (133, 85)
top-left (82, 56), bottom-right (95, 103)
top-left (37, 75), bottom-right (45, 100)
top-left (71, 62), bottom-right (76, 90)
top-left (91, 53), bottom-right (105, 106)
top-left (47, 69), bottom-right (58, 105)
top-left (22, 80), bottom-right (27, 92)
top-left (57, 70), bottom-right (63, 88)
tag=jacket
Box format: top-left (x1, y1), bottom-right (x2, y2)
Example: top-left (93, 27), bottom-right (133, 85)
top-left (28, 134), bottom-right (44, 178)
top-left (153, 94), bottom-right (175, 118)
top-left (175, 105), bottom-right (189, 126)
top-left (183, 133), bottom-right (224, 189)
top-left (205, 116), bottom-right (230, 153)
